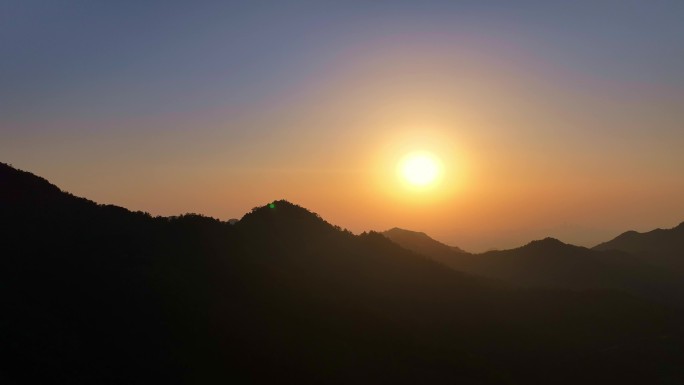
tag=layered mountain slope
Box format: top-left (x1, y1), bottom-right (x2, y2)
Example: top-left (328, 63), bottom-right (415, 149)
top-left (2, 162), bottom-right (683, 384)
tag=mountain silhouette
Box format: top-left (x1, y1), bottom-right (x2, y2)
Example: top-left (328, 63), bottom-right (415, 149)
top-left (384, 228), bottom-right (684, 304)
top-left (594, 222), bottom-right (684, 273)
top-left (472, 238), bottom-right (684, 302)
top-left (383, 227), bottom-right (468, 257)
top-left (2, 162), bottom-right (684, 384)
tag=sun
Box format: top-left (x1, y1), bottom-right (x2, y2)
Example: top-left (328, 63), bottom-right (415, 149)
top-left (397, 151), bottom-right (442, 187)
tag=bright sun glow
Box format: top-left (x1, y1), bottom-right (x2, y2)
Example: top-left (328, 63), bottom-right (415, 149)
top-left (398, 152), bottom-right (442, 187)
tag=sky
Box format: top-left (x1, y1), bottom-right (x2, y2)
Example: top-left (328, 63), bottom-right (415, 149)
top-left (2, 0), bottom-right (684, 251)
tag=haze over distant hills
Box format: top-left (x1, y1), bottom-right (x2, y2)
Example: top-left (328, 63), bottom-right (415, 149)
top-left (2, 162), bottom-right (684, 384)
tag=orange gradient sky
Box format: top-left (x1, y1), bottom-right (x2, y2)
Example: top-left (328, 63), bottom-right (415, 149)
top-left (3, 2), bottom-right (684, 251)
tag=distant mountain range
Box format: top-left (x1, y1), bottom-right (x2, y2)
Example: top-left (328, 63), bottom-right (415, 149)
top-left (383, 227), bottom-right (684, 304)
top-left (594, 222), bottom-right (684, 273)
top-left (2, 162), bottom-right (684, 384)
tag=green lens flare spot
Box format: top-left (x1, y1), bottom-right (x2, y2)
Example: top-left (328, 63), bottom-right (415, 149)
top-left (269, 203), bottom-right (275, 209)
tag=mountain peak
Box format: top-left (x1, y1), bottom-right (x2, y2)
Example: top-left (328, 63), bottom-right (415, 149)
top-left (524, 237), bottom-right (567, 249)
top-left (236, 199), bottom-right (335, 237)
top-left (384, 227), bottom-right (430, 239)
top-left (244, 200), bottom-right (322, 219)
top-left (382, 227), bottom-right (468, 257)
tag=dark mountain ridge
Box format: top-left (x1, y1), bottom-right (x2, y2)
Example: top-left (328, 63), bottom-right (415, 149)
top-left (475, 237), bottom-right (684, 301)
top-left (384, 227), bottom-right (468, 255)
top-left (2, 162), bottom-right (684, 384)
top-left (383, 227), bottom-right (684, 304)
top-left (594, 222), bottom-right (684, 273)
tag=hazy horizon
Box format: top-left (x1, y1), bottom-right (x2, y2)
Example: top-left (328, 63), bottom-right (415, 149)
top-left (3, 1), bottom-right (684, 252)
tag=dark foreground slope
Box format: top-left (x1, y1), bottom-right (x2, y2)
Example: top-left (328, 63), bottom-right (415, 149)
top-left (2, 163), bottom-right (684, 384)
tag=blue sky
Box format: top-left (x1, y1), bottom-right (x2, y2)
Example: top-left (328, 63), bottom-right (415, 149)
top-left (3, 1), bottom-right (682, 125)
